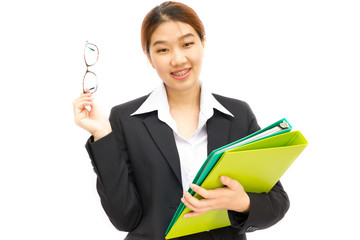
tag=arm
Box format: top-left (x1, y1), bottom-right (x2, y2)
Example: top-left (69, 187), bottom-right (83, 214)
top-left (228, 181), bottom-right (289, 233)
top-left (74, 91), bottom-right (142, 231)
top-left (85, 122), bottom-right (143, 231)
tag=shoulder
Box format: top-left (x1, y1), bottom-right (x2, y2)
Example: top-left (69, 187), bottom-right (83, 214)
top-left (108, 94), bottom-right (151, 130)
top-left (110, 94), bottom-right (150, 116)
top-left (212, 93), bottom-right (254, 118)
top-left (212, 93), bottom-right (260, 138)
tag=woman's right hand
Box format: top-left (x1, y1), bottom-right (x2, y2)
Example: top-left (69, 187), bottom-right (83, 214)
top-left (73, 90), bottom-right (112, 141)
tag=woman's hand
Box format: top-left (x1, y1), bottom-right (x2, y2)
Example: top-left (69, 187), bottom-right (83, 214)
top-left (181, 176), bottom-right (250, 218)
top-left (73, 90), bottom-right (112, 141)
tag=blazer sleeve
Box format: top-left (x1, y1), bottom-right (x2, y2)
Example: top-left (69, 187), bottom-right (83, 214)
top-left (227, 104), bottom-right (290, 233)
top-left (85, 107), bottom-right (142, 231)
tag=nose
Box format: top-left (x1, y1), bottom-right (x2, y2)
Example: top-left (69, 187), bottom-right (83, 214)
top-left (170, 48), bottom-right (187, 67)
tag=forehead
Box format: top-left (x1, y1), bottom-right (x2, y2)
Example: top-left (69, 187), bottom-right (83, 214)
top-left (150, 21), bottom-right (198, 44)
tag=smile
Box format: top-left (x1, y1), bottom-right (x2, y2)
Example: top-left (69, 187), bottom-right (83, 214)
top-left (171, 68), bottom-right (191, 79)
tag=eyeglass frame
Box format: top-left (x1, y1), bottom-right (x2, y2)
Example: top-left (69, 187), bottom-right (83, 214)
top-left (83, 41), bottom-right (99, 94)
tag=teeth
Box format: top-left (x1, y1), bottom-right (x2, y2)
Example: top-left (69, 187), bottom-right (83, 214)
top-left (173, 69), bottom-right (189, 76)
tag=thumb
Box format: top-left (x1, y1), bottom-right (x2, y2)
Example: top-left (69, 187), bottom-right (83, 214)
top-left (220, 176), bottom-right (240, 191)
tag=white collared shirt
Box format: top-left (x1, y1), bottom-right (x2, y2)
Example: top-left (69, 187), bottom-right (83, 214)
top-left (131, 83), bottom-right (233, 191)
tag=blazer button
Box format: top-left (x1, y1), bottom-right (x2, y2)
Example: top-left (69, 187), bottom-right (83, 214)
top-left (246, 226), bottom-right (258, 232)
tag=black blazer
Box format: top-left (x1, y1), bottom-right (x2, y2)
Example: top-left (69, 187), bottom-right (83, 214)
top-left (85, 94), bottom-right (290, 240)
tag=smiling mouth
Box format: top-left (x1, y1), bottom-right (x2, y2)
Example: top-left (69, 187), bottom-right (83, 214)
top-left (171, 68), bottom-right (191, 79)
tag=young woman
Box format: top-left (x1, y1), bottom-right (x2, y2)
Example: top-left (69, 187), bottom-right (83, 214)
top-left (73, 2), bottom-right (289, 240)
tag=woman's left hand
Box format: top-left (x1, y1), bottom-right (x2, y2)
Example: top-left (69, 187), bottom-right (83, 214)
top-left (181, 176), bottom-right (250, 218)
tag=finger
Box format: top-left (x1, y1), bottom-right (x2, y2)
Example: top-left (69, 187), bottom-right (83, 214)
top-left (189, 184), bottom-right (212, 199)
top-left (81, 92), bottom-right (93, 100)
top-left (75, 98), bottom-right (93, 110)
top-left (77, 90), bottom-right (92, 101)
top-left (181, 196), bottom-right (210, 215)
top-left (183, 211), bottom-right (205, 218)
top-left (181, 196), bottom-right (198, 213)
top-left (220, 176), bottom-right (241, 191)
top-left (74, 93), bottom-right (93, 105)
top-left (73, 94), bottom-right (93, 108)
top-left (181, 193), bottom-right (215, 218)
top-left (183, 191), bottom-right (202, 209)
top-left (74, 100), bottom-right (92, 118)
top-left (77, 96), bottom-right (93, 104)
top-left (184, 191), bottom-right (217, 212)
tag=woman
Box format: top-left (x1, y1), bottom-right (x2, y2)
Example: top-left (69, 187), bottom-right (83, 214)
top-left (73, 2), bottom-right (289, 240)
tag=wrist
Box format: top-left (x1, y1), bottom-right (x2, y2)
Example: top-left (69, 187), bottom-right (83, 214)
top-left (93, 125), bottom-right (112, 142)
top-left (234, 193), bottom-right (250, 213)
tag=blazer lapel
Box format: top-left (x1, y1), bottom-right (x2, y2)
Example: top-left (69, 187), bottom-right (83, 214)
top-left (142, 110), bottom-right (231, 185)
top-left (143, 112), bottom-right (182, 186)
top-left (206, 110), bottom-right (231, 155)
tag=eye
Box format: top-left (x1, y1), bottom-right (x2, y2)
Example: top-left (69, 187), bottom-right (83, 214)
top-left (183, 42), bottom-right (194, 48)
top-left (157, 48), bottom-right (169, 53)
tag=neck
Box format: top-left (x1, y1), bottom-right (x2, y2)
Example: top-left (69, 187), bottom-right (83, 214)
top-left (165, 82), bottom-right (201, 110)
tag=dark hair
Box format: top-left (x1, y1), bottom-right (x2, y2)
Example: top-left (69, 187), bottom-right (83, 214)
top-left (141, 1), bottom-right (205, 55)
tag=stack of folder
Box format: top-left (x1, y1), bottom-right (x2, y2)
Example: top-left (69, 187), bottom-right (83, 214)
top-left (165, 118), bottom-right (308, 239)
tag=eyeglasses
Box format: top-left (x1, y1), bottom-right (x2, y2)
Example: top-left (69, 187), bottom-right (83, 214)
top-left (83, 41), bottom-right (99, 94)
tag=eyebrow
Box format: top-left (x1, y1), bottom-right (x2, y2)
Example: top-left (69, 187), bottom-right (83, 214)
top-left (152, 33), bottom-right (195, 47)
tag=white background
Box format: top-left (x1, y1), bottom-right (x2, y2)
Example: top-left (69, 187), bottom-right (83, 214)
top-left (1, 0), bottom-right (359, 239)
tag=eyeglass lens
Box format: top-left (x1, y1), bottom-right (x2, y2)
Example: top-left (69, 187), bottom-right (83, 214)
top-left (84, 43), bottom-right (99, 66)
top-left (83, 71), bottom-right (97, 94)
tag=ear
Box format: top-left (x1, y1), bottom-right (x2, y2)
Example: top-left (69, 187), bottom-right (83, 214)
top-left (201, 36), bottom-right (207, 57)
top-left (145, 51), bottom-right (155, 69)
top-left (202, 36), bottom-right (207, 48)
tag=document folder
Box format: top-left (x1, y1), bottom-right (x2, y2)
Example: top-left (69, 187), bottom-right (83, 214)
top-left (165, 119), bottom-right (308, 239)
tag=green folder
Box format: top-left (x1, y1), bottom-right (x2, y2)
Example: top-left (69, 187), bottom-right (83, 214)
top-left (165, 119), bottom-right (308, 239)
top-left (166, 119), bottom-right (291, 236)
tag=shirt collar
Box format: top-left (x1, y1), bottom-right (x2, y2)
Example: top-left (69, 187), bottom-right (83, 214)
top-left (130, 82), bottom-right (234, 120)
top-left (200, 83), bottom-right (234, 119)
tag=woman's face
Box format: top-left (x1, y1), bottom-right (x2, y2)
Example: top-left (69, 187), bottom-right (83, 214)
top-left (147, 21), bottom-right (205, 93)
